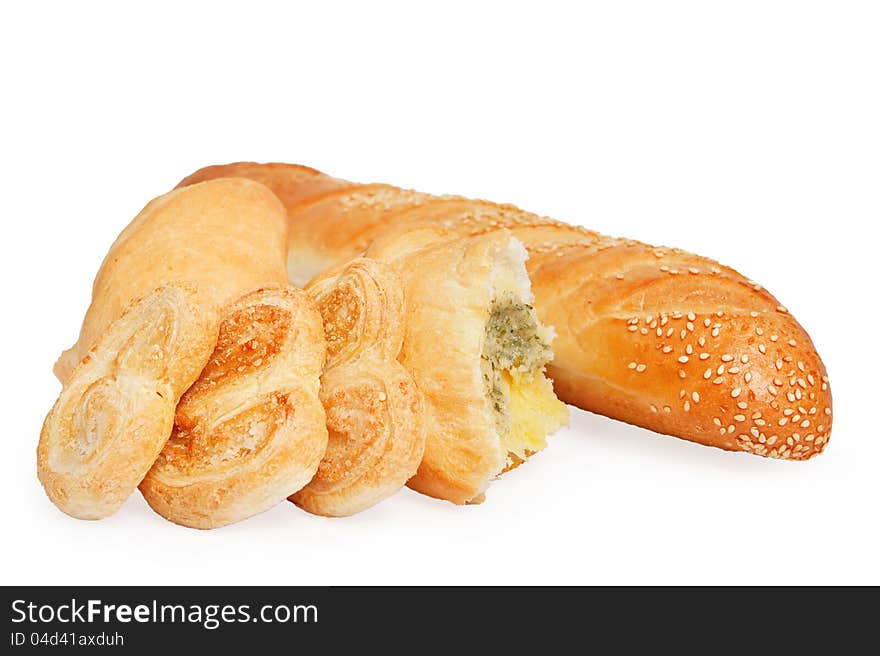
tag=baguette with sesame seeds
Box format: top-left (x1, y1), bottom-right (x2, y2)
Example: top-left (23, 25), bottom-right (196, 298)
top-left (178, 163), bottom-right (832, 460)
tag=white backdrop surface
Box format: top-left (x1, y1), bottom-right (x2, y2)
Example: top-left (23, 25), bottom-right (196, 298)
top-left (1, 1), bottom-right (877, 585)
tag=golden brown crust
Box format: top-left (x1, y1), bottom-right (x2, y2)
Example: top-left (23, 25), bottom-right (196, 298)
top-left (176, 162), bottom-right (356, 212)
top-left (38, 283), bottom-right (220, 520)
top-left (140, 285), bottom-right (328, 529)
top-left (292, 259), bottom-right (426, 516)
top-left (366, 231), bottom-right (534, 504)
top-left (179, 162), bottom-right (832, 460)
top-left (55, 178), bottom-right (290, 383)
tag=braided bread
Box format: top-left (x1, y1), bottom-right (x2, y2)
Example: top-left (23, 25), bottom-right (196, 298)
top-left (179, 163), bottom-right (832, 460)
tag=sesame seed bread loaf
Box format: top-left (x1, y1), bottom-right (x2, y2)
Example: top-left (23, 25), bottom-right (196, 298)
top-left (179, 163), bottom-right (833, 460)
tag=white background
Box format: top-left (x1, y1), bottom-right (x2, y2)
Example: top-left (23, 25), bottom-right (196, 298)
top-left (1, 1), bottom-right (877, 585)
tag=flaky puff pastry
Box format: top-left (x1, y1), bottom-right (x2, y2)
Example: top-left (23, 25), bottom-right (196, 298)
top-left (365, 229), bottom-right (565, 504)
top-left (292, 259), bottom-right (426, 517)
top-left (139, 285), bottom-right (328, 529)
top-left (55, 178), bottom-right (289, 383)
top-left (38, 283), bottom-right (220, 520)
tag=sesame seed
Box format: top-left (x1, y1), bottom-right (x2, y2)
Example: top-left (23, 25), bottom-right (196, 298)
top-left (713, 418), bottom-right (722, 426)
top-left (704, 368), bottom-right (712, 379)
top-left (744, 372), bottom-right (752, 383)
top-left (636, 364), bottom-right (647, 373)
top-left (731, 387), bottom-right (742, 398)
top-left (721, 354), bottom-right (734, 362)
top-left (678, 370), bottom-right (686, 378)
top-left (741, 355), bottom-right (749, 363)
top-left (692, 392), bottom-right (700, 403)
top-left (758, 344), bottom-right (766, 354)
top-left (737, 402), bottom-right (748, 410)
top-left (683, 401), bottom-right (691, 412)
top-left (678, 355), bottom-right (689, 363)
top-left (662, 345), bottom-right (673, 353)
top-left (685, 344), bottom-right (693, 355)
top-left (717, 365), bottom-right (725, 375)
top-left (789, 339), bottom-right (797, 347)
top-left (699, 353), bottom-right (710, 360)
top-left (628, 362), bottom-right (637, 369)
top-left (777, 305), bottom-right (788, 313)
top-left (650, 404), bottom-right (658, 413)
top-left (713, 377), bottom-right (724, 384)
top-left (734, 414), bottom-right (745, 422)
top-left (770, 334), bottom-right (779, 342)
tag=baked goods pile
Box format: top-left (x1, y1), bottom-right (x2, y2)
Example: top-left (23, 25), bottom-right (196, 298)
top-left (38, 163), bottom-right (833, 527)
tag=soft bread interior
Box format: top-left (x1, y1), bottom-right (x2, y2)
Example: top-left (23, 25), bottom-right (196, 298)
top-left (482, 239), bottom-right (568, 470)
